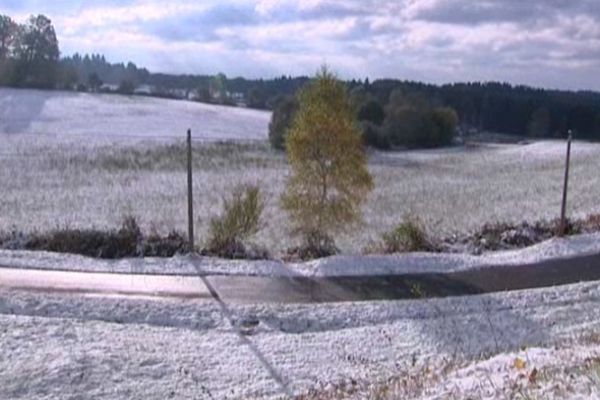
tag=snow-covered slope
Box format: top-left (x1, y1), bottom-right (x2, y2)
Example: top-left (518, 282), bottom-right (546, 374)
top-left (1, 279), bottom-right (599, 399)
top-left (0, 87), bottom-right (270, 140)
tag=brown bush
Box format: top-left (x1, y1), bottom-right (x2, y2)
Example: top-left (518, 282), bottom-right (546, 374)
top-left (1, 216), bottom-right (187, 259)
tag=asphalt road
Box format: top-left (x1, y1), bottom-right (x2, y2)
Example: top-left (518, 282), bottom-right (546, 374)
top-left (1, 251), bottom-right (600, 303)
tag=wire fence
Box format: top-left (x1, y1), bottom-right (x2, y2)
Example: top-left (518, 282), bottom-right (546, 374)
top-left (0, 130), bottom-right (266, 141)
top-left (4, 130), bottom-right (599, 264)
top-left (0, 130), bottom-right (269, 159)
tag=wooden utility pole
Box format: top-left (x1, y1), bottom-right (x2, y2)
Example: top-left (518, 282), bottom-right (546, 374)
top-left (559, 130), bottom-right (572, 237)
top-left (186, 129), bottom-right (194, 251)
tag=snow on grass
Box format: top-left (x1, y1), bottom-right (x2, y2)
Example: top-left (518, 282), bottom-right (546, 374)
top-left (341, 344), bottom-right (600, 399)
top-left (0, 87), bottom-right (270, 139)
top-left (2, 88), bottom-right (600, 255)
top-left (2, 138), bottom-right (599, 257)
top-left (1, 232), bottom-right (600, 277)
top-left (418, 345), bottom-right (600, 399)
top-left (1, 279), bottom-right (600, 399)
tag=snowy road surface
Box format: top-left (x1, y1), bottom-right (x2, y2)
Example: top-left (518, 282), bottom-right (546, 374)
top-left (2, 247), bottom-right (600, 303)
top-left (0, 268), bottom-right (212, 299)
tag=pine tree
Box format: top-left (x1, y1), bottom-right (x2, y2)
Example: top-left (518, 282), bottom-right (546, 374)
top-left (282, 67), bottom-right (373, 254)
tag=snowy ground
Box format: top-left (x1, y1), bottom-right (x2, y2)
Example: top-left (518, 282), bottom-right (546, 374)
top-left (2, 133), bottom-right (600, 255)
top-left (0, 87), bottom-right (270, 140)
top-left (1, 278), bottom-right (599, 399)
top-left (2, 88), bottom-right (599, 398)
top-left (1, 232), bottom-right (600, 277)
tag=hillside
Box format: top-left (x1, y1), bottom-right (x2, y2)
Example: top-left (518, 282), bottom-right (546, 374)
top-left (0, 87), bottom-right (270, 140)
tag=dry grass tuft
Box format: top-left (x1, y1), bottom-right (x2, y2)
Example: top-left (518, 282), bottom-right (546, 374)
top-left (381, 216), bottom-right (433, 253)
top-left (203, 184), bottom-right (268, 259)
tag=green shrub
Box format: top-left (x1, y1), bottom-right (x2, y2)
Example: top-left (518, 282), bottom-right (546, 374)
top-left (361, 121), bottom-right (391, 150)
top-left (268, 95), bottom-right (298, 150)
top-left (431, 107), bottom-right (459, 146)
top-left (357, 99), bottom-right (385, 125)
top-left (383, 89), bottom-right (458, 148)
top-left (205, 185), bottom-right (265, 258)
top-left (382, 216), bottom-right (431, 253)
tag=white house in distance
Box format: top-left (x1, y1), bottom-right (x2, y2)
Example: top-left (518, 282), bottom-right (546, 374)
top-left (99, 83), bottom-right (119, 92)
top-left (133, 84), bottom-right (154, 95)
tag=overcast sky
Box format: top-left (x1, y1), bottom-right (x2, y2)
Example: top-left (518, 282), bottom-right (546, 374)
top-left (2, 0), bottom-right (599, 91)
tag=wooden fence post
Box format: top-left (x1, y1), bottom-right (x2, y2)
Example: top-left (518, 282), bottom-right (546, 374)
top-left (559, 130), bottom-right (572, 237)
top-left (187, 129), bottom-right (194, 251)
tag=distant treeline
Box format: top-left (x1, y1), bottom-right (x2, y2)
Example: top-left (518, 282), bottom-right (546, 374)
top-left (362, 80), bottom-right (600, 140)
top-left (2, 13), bottom-right (600, 143)
top-left (345, 80), bottom-right (600, 148)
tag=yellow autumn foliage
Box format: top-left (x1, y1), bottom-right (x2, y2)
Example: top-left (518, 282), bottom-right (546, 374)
top-left (282, 66), bottom-right (373, 247)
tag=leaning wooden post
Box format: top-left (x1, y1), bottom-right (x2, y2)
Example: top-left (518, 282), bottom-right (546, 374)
top-left (186, 129), bottom-right (195, 251)
top-left (559, 130), bottom-right (572, 237)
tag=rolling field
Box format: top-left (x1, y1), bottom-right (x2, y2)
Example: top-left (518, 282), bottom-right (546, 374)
top-left (0, 87), bottom-right (270, 140)
top-left (1, 88), bottom-right (600, 255)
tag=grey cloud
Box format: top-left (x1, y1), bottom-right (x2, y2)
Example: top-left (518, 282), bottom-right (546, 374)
top-left (142, 1), bottom-right (384, 43)
top-left (143, 3), bottom-right (259, 42)
top-left (426, 36), bottom-right (455, 49)
top-left (142, 2), bottom-right (389, 52)
top-left (286, 2), bottom-right (372, 20)
top-left (414, 0), bottom-right (600, 26)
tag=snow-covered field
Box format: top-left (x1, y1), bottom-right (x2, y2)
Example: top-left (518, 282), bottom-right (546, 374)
top-left (0, 87), bottom-right (270, 139)
top-left (1, 279), bottom-right (599, 399)
top-left (2, 128), bottom-right (600, 254)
